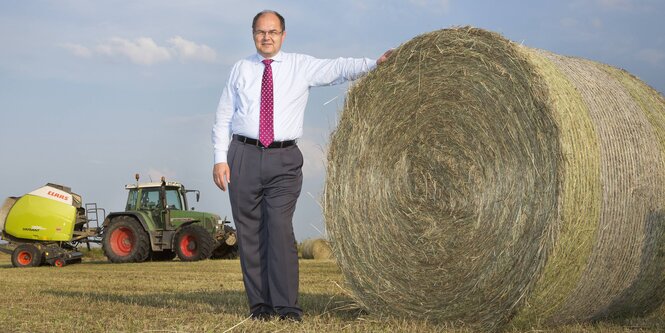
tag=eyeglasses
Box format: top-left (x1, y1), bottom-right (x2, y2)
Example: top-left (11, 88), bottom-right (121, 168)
top-left (253, 30), bottom-right (283, 38)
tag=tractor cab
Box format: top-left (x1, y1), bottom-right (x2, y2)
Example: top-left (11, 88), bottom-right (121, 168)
top-left (123, 176), bottom-right (207, 233)
top-left (125, 179), bottom-right (199, 212)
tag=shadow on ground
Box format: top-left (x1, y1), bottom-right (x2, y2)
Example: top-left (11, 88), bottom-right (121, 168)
top-left (43, 289), bottom-right (365, 319)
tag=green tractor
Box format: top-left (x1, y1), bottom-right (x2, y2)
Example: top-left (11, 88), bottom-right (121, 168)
top-left (102, 175), bottom-right (237, 262)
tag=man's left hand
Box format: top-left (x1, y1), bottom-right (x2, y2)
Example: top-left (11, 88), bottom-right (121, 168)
top-left (377, 49), bottom-right (394, 65)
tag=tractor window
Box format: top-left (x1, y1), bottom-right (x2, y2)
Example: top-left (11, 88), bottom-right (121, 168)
top-left (126, 189), bottom-right (138, 211)
top-left (137, 188), bottom-right (183, 210)
top-left (140, 190), bottom-right (161, 209)
top-left (165, 190), bottom-right (183, 210)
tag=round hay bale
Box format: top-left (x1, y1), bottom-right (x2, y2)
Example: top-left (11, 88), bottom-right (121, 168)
top-left (324, 26), bottom-right (665, 331)
top-left (301, 238), bottom-right (333, 260)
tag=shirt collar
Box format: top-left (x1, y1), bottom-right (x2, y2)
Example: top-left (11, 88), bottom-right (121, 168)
top-left (256, 51), bottom-right (284, 63)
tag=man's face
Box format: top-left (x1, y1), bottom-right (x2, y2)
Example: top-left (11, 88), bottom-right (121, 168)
top-left (253, 13), bottom-right (285, 59)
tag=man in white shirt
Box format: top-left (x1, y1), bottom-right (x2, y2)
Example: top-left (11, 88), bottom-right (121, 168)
top-left (212, 9), bottom-right (391, 322)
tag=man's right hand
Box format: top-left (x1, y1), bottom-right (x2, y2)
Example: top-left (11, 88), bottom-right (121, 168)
top-left (213, 162), bottom-right (230, 191)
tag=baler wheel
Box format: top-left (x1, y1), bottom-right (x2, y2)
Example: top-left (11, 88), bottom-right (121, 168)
top-left (11, 244), bottom-right (43, 268)
top-left (54, 258), bottom-right (65, 267)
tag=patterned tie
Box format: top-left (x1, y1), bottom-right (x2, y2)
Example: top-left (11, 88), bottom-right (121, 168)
top-left (259, 59), bottom-right (274, 147)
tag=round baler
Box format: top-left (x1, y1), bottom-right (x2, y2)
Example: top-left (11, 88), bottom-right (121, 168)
top-left (0, 183), bottom-right (97, 267)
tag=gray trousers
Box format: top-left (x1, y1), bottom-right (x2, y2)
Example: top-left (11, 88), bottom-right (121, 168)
top-left (227, 139), bottom-right (303, 316)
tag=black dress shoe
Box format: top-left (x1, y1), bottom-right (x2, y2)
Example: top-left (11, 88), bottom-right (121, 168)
top-left (279, 312), bottom-right (302, 322)
top-left (250, 311), bottom-right (275, 321)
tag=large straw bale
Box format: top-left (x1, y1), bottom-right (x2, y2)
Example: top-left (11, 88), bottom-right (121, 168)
top-left (301, 238), bottom-right (333, 259)
top-left (324, 27), bottom-right (665, 331)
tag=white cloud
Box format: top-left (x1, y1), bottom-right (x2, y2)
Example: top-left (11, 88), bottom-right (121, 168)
top-left (168, 36), bottom-right (217, 63)
top-left (60, 43), bottom-right (92, 58)
top-left (63, 36), bottom-right (217, 66)
top-left (637, 49), bottom-right (665, 67)
top-left (95, 37), bottom-right (172, 65)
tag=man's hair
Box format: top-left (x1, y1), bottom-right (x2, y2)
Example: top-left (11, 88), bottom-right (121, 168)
top-left (252, 10), bottom-right (285, 32)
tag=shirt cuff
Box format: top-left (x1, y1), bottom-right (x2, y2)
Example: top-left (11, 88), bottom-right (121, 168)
top-left (214, 151), bottom-right (228, 164)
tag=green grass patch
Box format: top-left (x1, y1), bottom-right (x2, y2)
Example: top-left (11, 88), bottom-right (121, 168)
top-left (0, 252), bottom-right (663, 332)
top-left (80, 247), bottom-right (106, 261)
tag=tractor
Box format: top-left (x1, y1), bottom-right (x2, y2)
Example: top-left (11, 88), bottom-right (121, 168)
top-left (101, 175), bottom-right (237, 263)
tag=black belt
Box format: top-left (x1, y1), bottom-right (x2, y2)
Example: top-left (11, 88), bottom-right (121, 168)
top-left (233, 134), bottom-right (296, 148)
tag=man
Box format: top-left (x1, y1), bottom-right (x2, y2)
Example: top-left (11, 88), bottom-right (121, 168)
top-left (212, 9), bottom-right (391, 322)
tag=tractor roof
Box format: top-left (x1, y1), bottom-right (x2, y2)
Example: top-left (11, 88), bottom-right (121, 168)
top-left (125, 182), bottom-right (183, 190)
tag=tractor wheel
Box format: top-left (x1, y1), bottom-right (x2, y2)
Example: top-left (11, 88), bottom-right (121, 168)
top-left (102, 216), bottom-right (150, 263)
top-left (11, 244), bottom-right (43, 268)
top-left (150, 250), bottom-right (177, 261)
top-left (174, 224), bottom-right (215, 261)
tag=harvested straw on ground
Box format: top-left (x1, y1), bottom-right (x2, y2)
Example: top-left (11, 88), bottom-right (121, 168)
top-left (301, 238), bottom-right (333, 259)
top-left (324, 26), bottom-right (665, 331)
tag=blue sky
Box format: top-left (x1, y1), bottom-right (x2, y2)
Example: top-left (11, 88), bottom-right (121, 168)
top-left (1, 0), bottom-right (663, 241)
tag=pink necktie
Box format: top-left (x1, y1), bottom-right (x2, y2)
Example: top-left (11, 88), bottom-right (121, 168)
top-left (260, 59), bottom-right (274, 147)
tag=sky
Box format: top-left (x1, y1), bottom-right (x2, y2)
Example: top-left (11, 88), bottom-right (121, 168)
top-left (1, 0), bottom-right (663, 242)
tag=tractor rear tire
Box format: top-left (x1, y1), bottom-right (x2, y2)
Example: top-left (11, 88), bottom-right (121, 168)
top-left (150, 250), bottom-right (177, 261)
top-left (174, 224), bottom-right (215, 261)
top-left (102, 216), bottom-right (150, 263)
top-left (11, 244), bottom-right (43, 268)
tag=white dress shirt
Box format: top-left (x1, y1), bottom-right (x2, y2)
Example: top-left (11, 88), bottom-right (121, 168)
top-left (212, 51), bottom-right (376, 164)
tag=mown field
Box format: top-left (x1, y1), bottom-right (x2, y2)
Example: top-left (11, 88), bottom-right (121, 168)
top-left (0, 251), bottom-right (664, 333)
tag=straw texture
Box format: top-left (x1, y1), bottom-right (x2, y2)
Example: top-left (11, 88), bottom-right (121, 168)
top-left (324, 27), bottom-right (665, 331)
top-left (301, 238), bottom-right (333, 260)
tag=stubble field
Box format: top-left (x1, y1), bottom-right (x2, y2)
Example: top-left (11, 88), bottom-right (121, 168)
top-left (0, 251), bottom-right (664, 333)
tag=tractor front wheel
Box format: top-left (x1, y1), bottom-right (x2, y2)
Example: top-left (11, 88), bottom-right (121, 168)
top-left (174, 224), bottom-right (215, 261)
top-left (11, 244), bottom-right (43, 268)
top-left (102, 216), bottom-right (150, 263)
